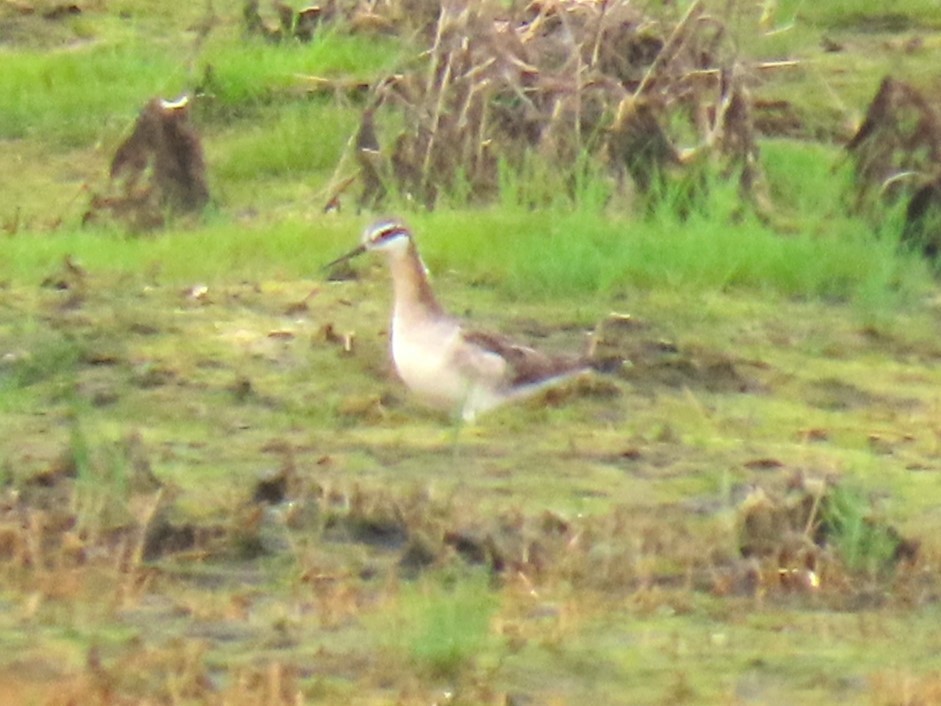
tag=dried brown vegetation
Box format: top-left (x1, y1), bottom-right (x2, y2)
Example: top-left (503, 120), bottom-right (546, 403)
top-left (324, 0), bottom-right (770, 212)
top-left (243, 0), bottom-right (338, 43)
top-left (845, 76), bottom-right (941, 258)
top-left (734, 473), bottom-right (920, 602)
top-left (84, 97), bottom-right (210, 231)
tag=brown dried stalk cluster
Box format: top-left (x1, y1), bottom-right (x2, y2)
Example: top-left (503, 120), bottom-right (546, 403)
top-left (845, 76), bottom-right (941, 258)
top-left (243, 0), bottom-right (337, 43)
top-left (337, 0), bottom-right (768, 212)
top-left (84, 97), bottom-right (210, 231)
top-left (734, 473), bottom-right (918, 598)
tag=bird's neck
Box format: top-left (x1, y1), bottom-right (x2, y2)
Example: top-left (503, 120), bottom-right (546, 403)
top-left (388, 240), bottom-right (444, 322)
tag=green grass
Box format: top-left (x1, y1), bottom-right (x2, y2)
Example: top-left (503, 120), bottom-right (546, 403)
top-left (0, 193), bottom-right (930, 314)
top-left (391, 140), bottom-right (932, 307)
top-left (0, 28), bottom-right (403, 147)
top-left (777, 0), bottom-right (941, 30)
top-left (762, 140), bottom-right (849, 215)
top-left (823, 484), bottom-right (903, 576)
top-left (69, 417), bottom-right (135, 534)
top-left (0, 217), bottom-right (354, 284)
top-left (411, 196), bottom-right (929, 309)
top-left (201, 30), bottom-right (405, 103)
top-left (384, 572), bottom-right (499, 679)
top-left (0, 43), bottom-right (187, 146)
top-left (214, 100), bottom-right (359, 180)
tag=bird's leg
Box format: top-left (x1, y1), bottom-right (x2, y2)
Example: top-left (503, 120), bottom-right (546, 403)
top-left (447, 387), bottom-right (476, 461)
top-left (448, 411), bottom-right (465, 463)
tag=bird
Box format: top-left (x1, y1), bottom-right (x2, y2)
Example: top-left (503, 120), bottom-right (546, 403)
top-left (325, 218), bottom-right (593, 422)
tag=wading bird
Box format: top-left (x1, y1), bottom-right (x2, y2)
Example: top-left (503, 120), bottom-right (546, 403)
top-left (325, 219), bottom-right (593, 421)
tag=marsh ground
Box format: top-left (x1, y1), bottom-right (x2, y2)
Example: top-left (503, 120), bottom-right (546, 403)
top-left (3, 1), bottom-right (941, 704)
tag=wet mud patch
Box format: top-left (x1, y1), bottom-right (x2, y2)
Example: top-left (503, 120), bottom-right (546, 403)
top-left (241, 464), bottom-right (929, 610)
top-left (590, 313), bottom-right (762, 395)
top-left (804, 375), bottom-right (922, 414)
top-left (805, 376), bottom-right (880, 411)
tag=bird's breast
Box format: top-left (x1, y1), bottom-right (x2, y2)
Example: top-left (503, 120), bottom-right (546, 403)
top-left (390, 315), bottom-right (475, 410)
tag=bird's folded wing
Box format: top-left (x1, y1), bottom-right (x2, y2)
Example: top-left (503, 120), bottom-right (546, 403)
top-left (461, 329), bottom-right (583, 387)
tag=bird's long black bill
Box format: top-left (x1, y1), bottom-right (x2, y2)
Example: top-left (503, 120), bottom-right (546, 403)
top-left (323, 243), bottom-right (367, 271)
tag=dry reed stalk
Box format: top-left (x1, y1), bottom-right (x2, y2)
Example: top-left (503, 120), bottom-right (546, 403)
top-left (326, 0), bottom-right (776, 213)
top-left (632, 0), bottom-right (703, 99)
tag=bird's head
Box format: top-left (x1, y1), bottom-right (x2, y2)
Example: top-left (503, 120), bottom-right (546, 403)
top-left (325, 218), bottom-right (413, 269)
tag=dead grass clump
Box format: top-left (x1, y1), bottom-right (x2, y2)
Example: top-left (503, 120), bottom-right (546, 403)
top-left (734, 478), bottom-right (825, 595)
top-left (326, 0), bottom-right (771, 213)
top-left (732, 473), bottom-right (921, 604)
top-left (47, 641), bottom-right (215, 706)
top-left (868, 670), bottom-right (941, 706)
top-left (0, 431), bottom-right (219, 609)
top-left (34, 641), bottom-right (306, 706)
top-left (903, 175), bottom-right (941, 260)
top-left (84, 97), bottom-right (209, 231)
top-left (846, 76), bottom-right (941, 204)
top-left (845, 76), bottom-right (941, 258)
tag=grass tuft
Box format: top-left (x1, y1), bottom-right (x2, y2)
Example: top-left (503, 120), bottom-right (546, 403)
top-left (0, 191), bottom-right (929, 317)
top-left (823, 484), bottom-right (902, 576)
top-left (70, 418), bottom-right (132, 537)
top-left (385, 573), bottom-right (498, 679)
top-left (0, 328), bottom-right (84, 391)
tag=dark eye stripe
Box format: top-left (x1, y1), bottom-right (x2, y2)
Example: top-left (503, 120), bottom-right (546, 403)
top-left (371, 222), bottom-right (409, 244)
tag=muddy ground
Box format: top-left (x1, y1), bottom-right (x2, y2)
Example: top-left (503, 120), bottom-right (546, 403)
top-left (3, 256), bottom-right (941, 704)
